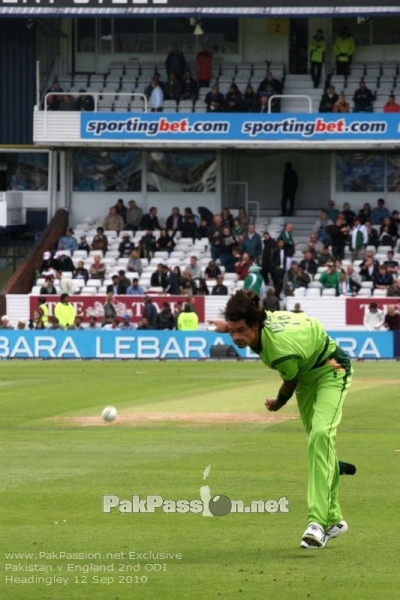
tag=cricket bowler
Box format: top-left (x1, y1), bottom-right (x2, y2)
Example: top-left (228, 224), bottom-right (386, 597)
top-left (210, 289), bottom-right (353, 549)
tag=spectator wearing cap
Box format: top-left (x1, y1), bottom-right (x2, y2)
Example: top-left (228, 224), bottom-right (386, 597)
top-left (75, 89), bottom-right (95, 112)
top-left (156, 302), bottom-right (176, 330)
top-left (120, 314), bottom-right (135, 330)
top-left (0, 315), bottom-right (14, 329)
top-left (102, 207), bottom-right (125, 233)
top-left (127, 278), bottom-right (145, 296)
top-left (125, 200), bottom-right (143, 232)
top-left (57, 228), bottom-right (78, 253)
top-left (150, 263), bottom-right (169, 290)
top-left (106, 274), bottom-right (128, 295)
top-left (319, 261), bottom-right (340, 289)
top-left (118, 233), bottom-right (135, 258)
top-left (77, 235), bottom-right (90, 255)
top-left (39, 251), bottom-right (54, 274)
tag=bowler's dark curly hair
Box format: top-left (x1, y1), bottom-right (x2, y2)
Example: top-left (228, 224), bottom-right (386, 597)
top-left (224, 290), bottom-right (266, 328)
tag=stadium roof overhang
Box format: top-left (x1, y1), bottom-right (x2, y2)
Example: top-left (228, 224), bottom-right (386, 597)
top-left (1, 1), bottom-right (400, 17)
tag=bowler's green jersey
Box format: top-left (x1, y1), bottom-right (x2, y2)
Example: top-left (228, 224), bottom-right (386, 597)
top-left (252, 311), bottom-right (337, 382)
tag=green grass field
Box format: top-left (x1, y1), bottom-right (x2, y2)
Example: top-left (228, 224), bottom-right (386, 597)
top-left (1, 360), bottom-right (399, 600)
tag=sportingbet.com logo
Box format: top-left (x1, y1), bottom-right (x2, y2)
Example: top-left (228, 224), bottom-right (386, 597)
top-left (102, 466), bottom-right (289, 517)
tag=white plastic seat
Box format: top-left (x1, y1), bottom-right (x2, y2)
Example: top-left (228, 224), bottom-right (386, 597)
top-left (306, 288), bottom-right (321, 297)
top-left (86, 279), bottom-right (102, 288)
top-left (322, 288), bottom-right (336, 296)
top-left (309, 281), bottom-right (322, 289)
top-left (357, 288), bottom-right (371, 297)
top-left (361, 281), bottom-right (373, 289)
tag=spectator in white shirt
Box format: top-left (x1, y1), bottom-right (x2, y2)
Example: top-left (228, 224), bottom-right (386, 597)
top-left (150, 78), bottom-right (164, 112)
top-left (363, 302), bottom-right (384, 330)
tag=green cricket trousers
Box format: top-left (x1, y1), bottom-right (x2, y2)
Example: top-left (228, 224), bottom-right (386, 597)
top-left (295, 348), bottom-right (353, 528)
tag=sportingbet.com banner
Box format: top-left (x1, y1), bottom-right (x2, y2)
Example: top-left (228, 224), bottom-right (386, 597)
top-left (81, 113), bottom-right (400, 144)
top-left (0, 331), bottom-right (394, 359)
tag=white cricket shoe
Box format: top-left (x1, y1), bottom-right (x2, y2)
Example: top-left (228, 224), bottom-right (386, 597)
top-left (323, 519), bottom-right (348, 546)
top-left (300, 522), bottom-right (325, 549)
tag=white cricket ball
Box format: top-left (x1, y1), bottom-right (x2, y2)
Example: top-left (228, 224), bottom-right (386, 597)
top-left (102, 406), bottom-right (117, 422)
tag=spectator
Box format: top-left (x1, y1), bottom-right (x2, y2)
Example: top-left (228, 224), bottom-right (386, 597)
top-left (166, 207), bottom-right (183, 232)
top-left (196, 44), bottom-right (213, 88)
top-left (313, 210), bottom-right (333, 245)
top-left (181, 271), bottom-right (198, 296)
top-left (263, 288), bottom-right (280, 312)
top-left (143, 296), bottom-right (158, 329)
top-left (243, 85), bottom-right (257, 112)
top-left (365, 220), bottom-right (379, 249)
top-left (136, 317), bottom-right (152, 330)
top-left (138, 230), bottom-right (156, 260)
top-left (180, 70), bottom-right (198, 102)
top-left (150, 263), bottom-right (169, 290)
top-left (177, 303), bottom-right (199, 331)
top-left (358, 202), bottom-right (372, 223)
top-left (371, 198), bottom-right (391, 225)
top-left (53, 251), bottom-right (75, 273)
top-left (149, 77), bottom-right (164, 112)
top-left (383, 94), bottom-right (400, 113)
top-left (319, 261), bottom-right (340, 289)
top-left (278, 222), bottom-right (295, 257)
top-left (197, 218), bottom-right (211, 240)
top-left (291, 302), bottom-right (304, 313)
top-left (346, 264), bottom-right (362, 288)
top-left (139, 207), bottom-right (161, 231)
top-left (384, 305), bottom-right (400, 330)
top-left (91, 227), bottom-right (108, 253)
top-left (237, 206), bottom-right (252, 228)
top-left (333, 93), bottom-right (350, 113)
top-left (326, 199), bottom-right (339, 222)
top-left (127, 277), bottom-right (145, 296)
top-left (59, 94), bottom-right (76, 111)
top-left (77, 235), bottom-right (90, 255)
top-left (212, 275), bottom-right (229, 295)
top-left (164, 72), bottom-right (181, 102)
top-left (225, 84), bottom-right (242, 112)
top-left (0, 315), bottom-right (13, 329)
top-left (39, 250), bottom-right (54, 274)
top-left (102, 292), bottom-right (117, 326)
top-left (379, 222), bottom-right (396, 249)
top-left (205, 84), bottom-right (224, 112)
top-left (363, 302), bottom-right (384, 330)
top-left (75, 89), bottom-right (95, 112)
top-left (157, 302), bottom-right (175, 330)
top-left (220, 207), bottom-right (234, 229)
top-left (103, 207), bottom-right (124, 233)
top-left (360, 257), bottom-right (378, 282)
top-left (283, 262), bottom-right (310, 295)
top-left (69, 316), bottom-right (85, 330)
top-left (349, 217), bottom-right (368, 260)
top-left (125, 200), bottom-right (143, 231)
top-left (126, 250), bottom-right (143, 277)
top-left (87, 316), bottom-right (98, 329)
top-left (43, 94), bottom-right (59, 111)
top-left (305, 232), bottom-right (323, 259)
top-left (118, 269), bottom-right (131, 290)
top-left (319, 86), bottom-right (338, 113)
top-left (118, 233), bottom-right (135, 258)
top-left (179, 214), bottom-right (198, 240)
top-left (300, 251), bottom-right (318, 277)
top-left (119, 314), bottom-right (135, 330)
top-left (197, 278), bottom-right (210, 296)
top-left (309, 29), bottom-right (326, 89)
top-left (373, 265), bottom-right (393, 291)
top-left (54, 270), bottom-right (75, 295)
top-left (326, 216), bottom-right (349, 260)
top-left (167, 266), bottom-right (184, 295)
top-left (89, 254), bottom-right (106, 280)
top-left (40, 276), bottom-right (57, 295)
top-left (333, 27), bottom-right (356, 77)
top-left (197, 205), bottom-right (214, 227)
top-left (165, 43), bottom-right (186, 80)
top-left (17, 319), bottom-right (27, 330)
top-left (235, 252), bottom-right (253, 280)
top-left (387, 277), bottom-right (400, 297)
top-left (270, 239), bottom-right (289, 295)
top-left (204, 260), bottom-right (221, 280)
top-left (114, 198), bottom-right (127, 223)
top-left (258, 90), bottom-right (278, 113)
top-left (353, 81), bottom-right (374, 112)
top-left (384, 251), bottom-right (399, 276)
top-left (48, 316), bottom-right (63, 330)
top-left (58, 227), bottom-right (78, 253)
top-left (73, 260), bottom-right (89, 285)
top-left (341, 202), bottom-right (356, 226)
top-left (336, 268), bottom-right (361, 297)
top-left (281, 163), bottom-right (298, 217)
top-left (318, 246), bottom-right (335, 267)
top-left (45, 81), bottom-right (63, 110)
top-left (106, 274), bottom-right (128, 295)
top-left (242, 223), bottom-right (262, 262)
top-left (54, 293), bottom-right (76, 329)
top-left (186, 256), bottom-right (202, 280)
top-left (155, 228), bottom-right (175, 253)
top-left (257, 70), bottom-right (282, 95)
